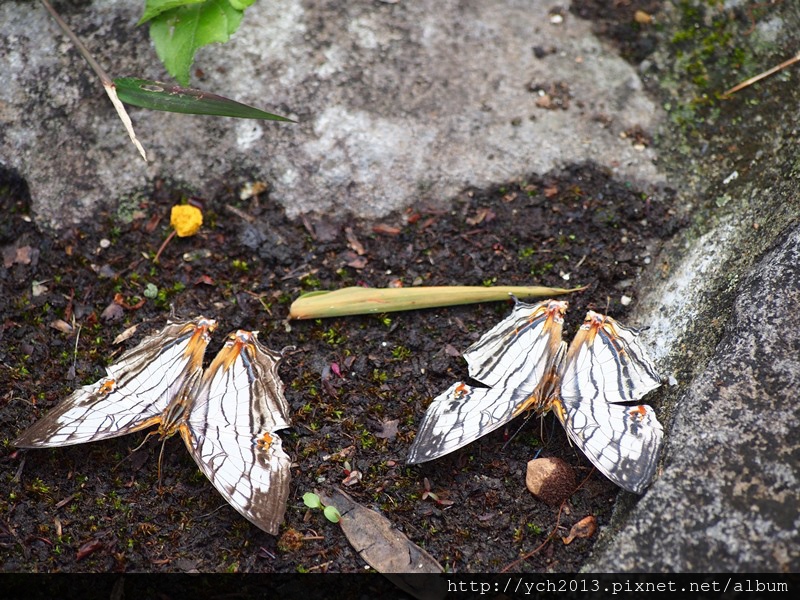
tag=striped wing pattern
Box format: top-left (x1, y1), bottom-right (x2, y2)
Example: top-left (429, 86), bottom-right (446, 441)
top-left (555, 312), bottom-right (663, 494)
top-left (183, 331), bottom-right (291, 536)
top-left (408, 300), bottom-right (664, 493)
top-left (15, 318), bottom-right (292, 535)
top-left (406, 299), bottom-right (567, 464)
top-left (14, 318), bottom-right (213, 447)
top-left (463, 300), bottom-right (566, 388)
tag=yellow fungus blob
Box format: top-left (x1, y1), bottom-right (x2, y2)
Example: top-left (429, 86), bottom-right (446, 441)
top-left (170, 205), bottom-right (203, 237)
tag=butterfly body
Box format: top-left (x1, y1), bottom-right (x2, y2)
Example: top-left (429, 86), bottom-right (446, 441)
top-left (15, 317), bottom-right (291, 535)
top-left (407, 299), bottom-right (664, 494)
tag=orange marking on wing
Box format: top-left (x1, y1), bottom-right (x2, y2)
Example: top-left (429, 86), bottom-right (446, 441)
top-left (512, 394), bottom-right (538, 417)
top-left (182, 319), bottom-right (217, 362)
top-left (256, 432), bottom-right (274, 449)
top-left (629, 405), bottom-right (648, 421)
top-left (600, 320), bottom-right (632, 362)
top-left (203, 331), bottom-right (251, 372)
top-left (550, 397), bottom-right (567, 424)
top-left (453, 382), bottom-right (470, 399)
top-left (98, 379), bottom-right (116, 395)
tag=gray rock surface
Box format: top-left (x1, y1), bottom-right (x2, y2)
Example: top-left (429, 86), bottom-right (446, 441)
top-left (1, 0), bottom-right (662, 230)
top-left (589, 225), bottom-right (800, 572)
top-left (585, 0), bottom-right (800, 571)
top-left (3, 0), bottom-right (799, 574)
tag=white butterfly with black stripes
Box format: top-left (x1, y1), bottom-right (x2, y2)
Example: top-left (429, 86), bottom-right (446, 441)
top-left (407, 298), bottom-right (664, 494)
top-left (15, 316), bottom-right (291, 535)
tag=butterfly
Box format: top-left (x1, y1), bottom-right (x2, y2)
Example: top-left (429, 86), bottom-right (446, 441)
top-left (14, 316), bottom-right (292, 535)
top-left (406, 298), bottom-right (664, 494)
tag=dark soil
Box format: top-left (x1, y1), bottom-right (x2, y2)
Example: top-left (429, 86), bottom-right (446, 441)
top-left (0, 156), bottom-right (681, 574)
top-left (0, 1), bottom-right (681, 575)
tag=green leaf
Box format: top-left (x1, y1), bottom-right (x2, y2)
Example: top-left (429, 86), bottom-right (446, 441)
top-left (139, 0), bottom-right (206, 25)
top-left (289, 285), bottom-right (587, 319)
top-left (228, 0), bottom-right (256, 10)
top-left (323, 505), bottom-right (342, 524)
top-left (302, 492), bottom-right (323, 509)
top-left (114, 78), bottom-right (294, 121)
top-left (148, 0), bottom-right (245, 86)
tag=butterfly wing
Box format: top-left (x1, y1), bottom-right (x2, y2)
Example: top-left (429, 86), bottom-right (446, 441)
top-left (555, 311), bottom-right (663, 493)
top-left (182, 330), bottom-right (291, 536)
top-left (462, 299), bottom-right (567, 388)
top-left (407, 299), bottom-right (567, 464)
top-left (15, 317), bottom-right (215, 448)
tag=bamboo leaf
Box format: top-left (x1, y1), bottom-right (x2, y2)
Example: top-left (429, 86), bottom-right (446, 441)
top-left (114, 78), bottom-right (294, 121)
top-left (289, 285), bottom-right (586, 320)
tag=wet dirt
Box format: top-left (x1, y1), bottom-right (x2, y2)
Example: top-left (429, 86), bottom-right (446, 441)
top-left (1, 156), bottom-right (681, 573)
top-left (0, 1), bottom-right (681, 574)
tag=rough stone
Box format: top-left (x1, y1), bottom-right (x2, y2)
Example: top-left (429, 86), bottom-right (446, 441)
top-left (0, 0), bottom-right (663, 231)
top-left (588, 225), bottom-right (800, 571)
top-left (581, 0), bottom-right (800, 573)
top-left (525, 457), bottom-right (577, 507)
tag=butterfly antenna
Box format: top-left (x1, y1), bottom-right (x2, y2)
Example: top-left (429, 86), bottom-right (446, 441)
top-left (157, 438), bottom-right (168, 490)
top-left (501, 410), bottom-right (536, 452)
top-left (534, 412), bottom-right (561, 447)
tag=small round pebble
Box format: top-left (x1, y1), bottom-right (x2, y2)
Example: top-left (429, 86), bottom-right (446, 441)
top-left (526, 457), bottom-right (577, 506)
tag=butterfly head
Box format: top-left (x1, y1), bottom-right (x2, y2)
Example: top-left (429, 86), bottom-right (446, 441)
top-left (584, 310), bottom-right (606, 323)
top-left (542, 300), bottom-right (568, 328)
top-left (228, 330), bottom-right (261, 353)
top-left (582, 311), bottom-right (629, 351)
top-left (233, 329), bottom-right (259, 343)
top-left (195, 317), bottom-right (218, 335)
top-left (182, 317), bottom-right (217, 365)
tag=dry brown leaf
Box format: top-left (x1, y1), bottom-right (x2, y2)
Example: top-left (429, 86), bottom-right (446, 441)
top-left (372, 223), bottom-right (401, 236)
top-left (76, 538), bottom-right (104, 561)
top-left (15, 246), bottom-right (34, 265)
top-left (466, 207), bottom-right (495, 225)
top-left (341, 470), bottom-right (362, 486)
top-left (344, 252), bottom-right (367, 269)
top-left (113, 324), bottom-right (138, 345)
top-left (100, 302), bottom-right (125, 322)
top-left (49, 319), bottom-right (74, 334)
top-left (322, 445), bottom-right (356, 462)
top-left (319, 488), bottom-right (444, 599)
top-left (345, 227), bottom-right (366, 255)
top-left (544, 185), bottom-right (560, 198)
top-left (562, 515), bottom-right (597, 545)
top-left (194, 274), bottom-right (215, 286)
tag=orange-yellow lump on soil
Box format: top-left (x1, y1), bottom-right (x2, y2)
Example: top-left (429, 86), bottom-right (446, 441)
top-left (170, 205), bottom-right (203, 237)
